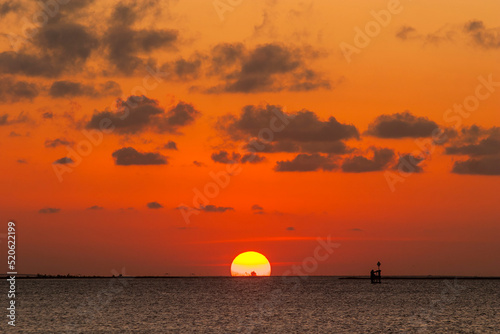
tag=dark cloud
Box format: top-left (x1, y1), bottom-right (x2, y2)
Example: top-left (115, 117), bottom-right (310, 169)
top-left (58, 0), bottom-right (96, 15)
top-left (286, 226), bottom-right (295, 231)
top-left (210, 43), bottom-right (245, 73)
top-left (112, 147), bottom-right (167, 166)
top-left (87, 205), bottom-right (104, 210)
top-left (0, 2), bottom-right (22, 17)
top-left (289, 70), bottom-right (332, 92)
top-left (226, 43), bottom-right (300, 92)
top-left (467, 125), bottom-right (497, 140)
top-left (452, 156), bottom-right (500, 175)
top-left (199, 205), bottom-right (234, 213)
top-left (0, 17), bottom-right (98, 77)
top-left (147, 202), bottom-right (164, 209)
top-left (45, 138), bottom-right (73, 148)
top-left (245, 105), bottom-right (358, 141)
top-left (1, 19), bottom-right (98, 77)
top-left (39, 208), bottom-right (60, 214)
top-left (244, 139), bottom-right (298, 153)
top-left (87, 96), bottom-right (200, 134)
top-left (105, 28), bottom-right (177, 75)
top-left (275, 153), bottom-right (336, 172)
top-left (446, 125), bottom-right (495, 145)
top-left (87, 95), bottom-right (162, 133)
top-left (0, 78), bottom-right (39, 102)
top-left (394, 25), bottom-right (455, 46)
top-left (0, 112), bottom-right (30, 126)
top-left (0, 52), bottom-right (59, 77)
top-left (160, 102), bottom-right (200, 129)
top-left (173, 58), bottom-right (202, 79)
top-left (396, 20), bottom-right (500, 48)
top-left (241, 153), bottom-right (265, 163)
top-left (36, 22), bottom-right (98, 63)
top-left (366, 112), bottom-right (439, 138)
top-left (211, 150), bottom-right (265, 164)
top-left (162, 57), bottom-right (204, 80)
top-left (162, 141), bottom-right (178, 150)
top-left (246, 139), bottom-right (352, 154)
top-left (444, 126), bottom-right (500, 156)
top-left (446, 137), bottom-right (500, 156)
top-left (193, 161), bottom-right (205, 167)
top-left (460, 124), bottom-right (485, 140)
top-left (220, 104), bottom-right (358, 155)
top-left (299, 141), bottom-right (352, 154)
top-left (177, 204), bottom-right (233, 213)
top-left (424, 29), bottom-right (456, 45)
top-left (42, 112), bottom-right (54, 119)
top-left (49, 80), bottom-right (121, 98)
top-left (53, 157), bottom-right (75, 165)
top-left (464, 20), bottom-right (500, 49)
top-left (251, 204), bottom-right (264, 211)
top-left (110, 2), bottom-right (140, 23)
top-left (206, 43), bottom-right (330, 93)
top-left (9, 131), bottom-right (21, 137)
top-left (1, 1), bottom-right (176, 78)
top-left (444, 126), bottom-right (500, 175)
top-left (393, 153), bottom-right (425, 173)
top-left (104, 2), bottom-right (178, 75)
top-left (17, 159), bottom-right (27, 164)
top-left (396, 26), bottom-right (417, 40)
top-left (108, 0), bottom-right (165, 27)
top-left (464, 20), bottom-right (485, 32)
top-left (211, 151), bottom-right (240, 164)
top-left (351, 228), bottom-right (363, 232)
top-left (342, 148), bottom-right (395, 173)
top-left (0, 0), bottom-right (168, 78)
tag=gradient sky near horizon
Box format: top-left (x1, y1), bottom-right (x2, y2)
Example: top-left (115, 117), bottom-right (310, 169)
top-left (0, 0), bottom-right (499, 276)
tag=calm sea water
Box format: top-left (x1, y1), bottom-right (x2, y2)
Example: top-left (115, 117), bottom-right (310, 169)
top-left (2, 277), bottom-right (499, 333)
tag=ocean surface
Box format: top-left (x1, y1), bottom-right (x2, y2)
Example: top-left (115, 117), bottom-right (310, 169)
top-left (2, 277), bottom-right (499, 333)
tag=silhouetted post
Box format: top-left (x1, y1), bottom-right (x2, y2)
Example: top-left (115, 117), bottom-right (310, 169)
top-left (376, 261), bottom-right (381, 283)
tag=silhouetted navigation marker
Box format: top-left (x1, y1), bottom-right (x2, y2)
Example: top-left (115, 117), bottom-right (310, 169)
top-left (371, 261), bottom-right (382, 284)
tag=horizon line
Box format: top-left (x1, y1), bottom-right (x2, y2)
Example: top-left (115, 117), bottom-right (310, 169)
top-left (3, 274), bottom-right (500, 279)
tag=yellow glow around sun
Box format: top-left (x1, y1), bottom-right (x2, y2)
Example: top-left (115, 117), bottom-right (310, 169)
top-left (230, 251), bottom-right (271, 277)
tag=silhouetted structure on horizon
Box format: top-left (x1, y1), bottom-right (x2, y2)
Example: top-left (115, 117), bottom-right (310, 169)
top-left (370, 261), bottom-right (381, 283)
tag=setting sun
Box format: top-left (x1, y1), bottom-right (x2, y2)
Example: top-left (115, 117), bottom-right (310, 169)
top-left (230, 251), bottom-right (271, 277)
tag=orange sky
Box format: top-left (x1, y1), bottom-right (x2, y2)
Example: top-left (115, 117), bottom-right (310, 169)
top-left (0, 0), bottom-right (499, 276)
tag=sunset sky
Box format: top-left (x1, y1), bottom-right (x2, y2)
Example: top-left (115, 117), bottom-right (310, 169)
top-left (0, 0), bottom-right (499, 277)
